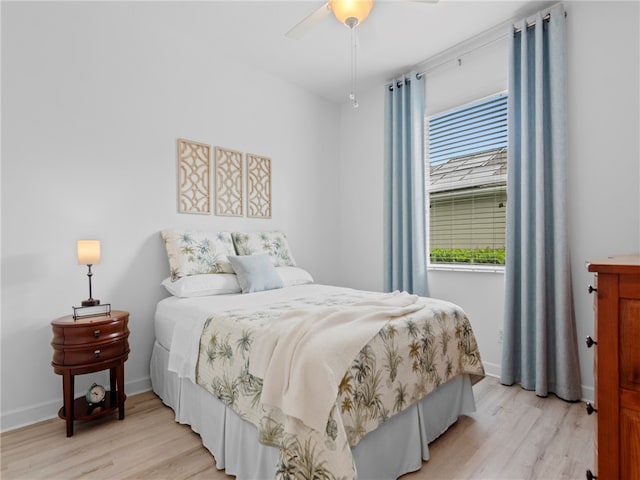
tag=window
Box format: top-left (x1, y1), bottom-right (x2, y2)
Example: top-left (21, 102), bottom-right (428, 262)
top-left (427, 93), bottom-right (507, 266)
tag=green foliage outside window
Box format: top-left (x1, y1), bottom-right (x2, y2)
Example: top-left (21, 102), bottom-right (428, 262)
top-left (430, 248), bottom-right (505, 265)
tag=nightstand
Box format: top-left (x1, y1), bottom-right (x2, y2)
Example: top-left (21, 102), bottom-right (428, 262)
top-left (51, 310), bottom-right (130, 437)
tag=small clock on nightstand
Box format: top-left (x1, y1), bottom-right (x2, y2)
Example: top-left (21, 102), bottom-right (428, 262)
top-left (85, 383), bottom-right (107, 414)
top-left (86, 383), bottom-right (106, 404)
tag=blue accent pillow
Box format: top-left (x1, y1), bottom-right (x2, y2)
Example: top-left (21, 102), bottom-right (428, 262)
top-left (228, 254), bottom-right (284, 294)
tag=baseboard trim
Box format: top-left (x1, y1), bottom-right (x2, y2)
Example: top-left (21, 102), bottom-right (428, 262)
top-left (481, 361), bottom-right (594, 403)
top-left (2, 371), bottom-right (593, 432)
top-left (581, 385), bottom-right (594, 403)
top-left (1, 376), bottom-right (152, 433)
top-left (482, 360), bottom-right (501, 378)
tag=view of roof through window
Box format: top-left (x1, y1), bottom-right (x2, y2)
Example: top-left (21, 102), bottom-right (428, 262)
top-left (429, 147), bottom-right (507, 193)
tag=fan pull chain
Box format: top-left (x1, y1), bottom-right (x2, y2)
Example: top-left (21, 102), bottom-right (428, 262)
top-left (349, 25), bottom-right (358, 109)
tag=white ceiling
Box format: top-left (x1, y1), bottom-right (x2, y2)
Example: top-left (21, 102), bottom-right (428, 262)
top-left (178, 0), bottom-right (552, 104)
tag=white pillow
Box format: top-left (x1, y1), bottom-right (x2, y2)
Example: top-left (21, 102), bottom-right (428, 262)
top-left (161, 274), bottom-right (241, 298)
top-left (276, 266), bottom-right (314, 287)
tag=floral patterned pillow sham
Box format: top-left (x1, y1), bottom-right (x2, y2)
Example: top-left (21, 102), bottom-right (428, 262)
top-left (161, 229), bottom-right (236, 281)
top-left (231, 231), bottom-right (297, 267)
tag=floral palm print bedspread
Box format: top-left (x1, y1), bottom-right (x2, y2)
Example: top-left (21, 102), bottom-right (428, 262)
top-left (196, 288), bottom-right (485, 479)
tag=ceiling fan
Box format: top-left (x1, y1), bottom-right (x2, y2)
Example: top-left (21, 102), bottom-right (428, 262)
top-left (286, 0), bottom-right (439, 108)
top-left (286, 0), bottom-right (439, 40)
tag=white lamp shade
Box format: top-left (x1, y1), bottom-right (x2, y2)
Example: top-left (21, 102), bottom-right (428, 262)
top-left (77, 240), bottom-right (101, 265)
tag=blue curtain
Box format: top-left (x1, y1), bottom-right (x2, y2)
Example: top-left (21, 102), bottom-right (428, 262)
top-left (383, 71), bottom-right (427, 296)
top-left (501, 5), bottom-right (581, 400)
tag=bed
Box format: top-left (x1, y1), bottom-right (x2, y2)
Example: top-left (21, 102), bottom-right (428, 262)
top-left (150, 230), bottom-right (485, 479)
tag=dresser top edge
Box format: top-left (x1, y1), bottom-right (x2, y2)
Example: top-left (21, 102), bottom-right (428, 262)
top-left (587, 254), bottom-right (640, 273)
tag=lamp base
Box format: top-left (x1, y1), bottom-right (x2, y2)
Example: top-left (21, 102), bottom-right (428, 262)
top-left (81, 299), bottom-right (100, 306)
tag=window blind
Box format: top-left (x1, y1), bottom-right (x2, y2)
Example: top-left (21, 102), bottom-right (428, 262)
top-left (428, 94), bottom-right (507, 166)
top-left (429, 186), bottom-right (506, 264)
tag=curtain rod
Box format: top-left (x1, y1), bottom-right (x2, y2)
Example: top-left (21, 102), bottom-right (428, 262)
top-left (415, 15), bottom-right (553, 79)
top-left (513, 11), bottom-right (554, 34)
top-left (387, 4), bottom-right (565, 91)
top-left (396, 2), bottom-right (565, 83)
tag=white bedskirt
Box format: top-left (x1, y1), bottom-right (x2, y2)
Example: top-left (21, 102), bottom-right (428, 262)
top-left (150, 340), bottom-right (476, 479)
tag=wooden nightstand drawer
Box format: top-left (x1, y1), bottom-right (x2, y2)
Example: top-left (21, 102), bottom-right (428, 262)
top-left (53, 321), bottom-right (126, 345)
top-left (52, 337), bottom-right (128, 366)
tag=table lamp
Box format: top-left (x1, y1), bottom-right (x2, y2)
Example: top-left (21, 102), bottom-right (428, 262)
top-left (77, 240), bottom-right (101, 306)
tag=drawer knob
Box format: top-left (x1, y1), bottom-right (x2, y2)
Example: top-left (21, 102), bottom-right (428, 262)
top-left (586, 469), bottom-right (597, 480)
top-left (93, 330), bottom-right (101, 338)
top-left (94, 349), bottom-right (101, 358)
top-left (585, 336), bottom-right (597, 348)
top-left (587, 285), bottom-right (597, 294)
top-left (586, 402), bottom-right (597, 415)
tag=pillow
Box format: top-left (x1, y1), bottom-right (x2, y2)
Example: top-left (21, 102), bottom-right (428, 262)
top-left (161, 274), bottom-right (241, 298)
top-left (228, 254), bottom-right (284, 294)
top-left (276, 266), bottom-right (314, 286)
top-left (161, 229), bottom-right (236, 280)
top-left (231, 231), bottom-right (296, 267)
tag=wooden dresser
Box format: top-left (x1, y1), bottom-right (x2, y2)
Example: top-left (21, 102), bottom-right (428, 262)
top-left (587, 255), bottom-right (640, 479)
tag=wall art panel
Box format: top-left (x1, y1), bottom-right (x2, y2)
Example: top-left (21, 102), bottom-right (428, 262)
top-left (177, 138), bottom-right (211, 214)
top-left (247, 153), bottom-right (272, 219)
top-left (214, 146), bottom-right (243, 217)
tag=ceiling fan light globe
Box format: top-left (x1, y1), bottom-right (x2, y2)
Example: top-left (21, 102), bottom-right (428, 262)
top-left (329, 0), bottom-right (374, 27)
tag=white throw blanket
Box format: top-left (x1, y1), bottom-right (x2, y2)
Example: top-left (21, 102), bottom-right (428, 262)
top-left (249, 291), bottom-right (424, 432)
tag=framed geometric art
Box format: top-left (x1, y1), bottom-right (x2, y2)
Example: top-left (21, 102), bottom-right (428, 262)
top-left (177, 138), bottom-right (211, 215)
top-left (246, 153), bottom-right (272, 219)
top-left (214, 146), bottom-right (243, 217)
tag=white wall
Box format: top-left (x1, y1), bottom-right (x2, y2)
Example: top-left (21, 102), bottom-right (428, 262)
top-left (336, 91), bottom-right (386, 291)
top-left (1, 2), bottom-right (341, 430)
top-left (337, 1), bottom-right (640, 400)
top-left (567, 1), bottom-right (640, 400)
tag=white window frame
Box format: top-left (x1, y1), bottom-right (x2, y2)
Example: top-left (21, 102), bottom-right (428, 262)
top-left (426, 92), bottom-right (508, 273)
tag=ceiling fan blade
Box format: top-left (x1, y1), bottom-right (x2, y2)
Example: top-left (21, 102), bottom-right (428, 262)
top-left (285, 2), bottom-right (332, 40)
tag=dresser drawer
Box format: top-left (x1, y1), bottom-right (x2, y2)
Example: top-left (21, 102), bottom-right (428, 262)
top-left (620, 273), bottom-right (640, 395)
top-left (52, 337), bottom-right (128, 366)
top-left (52, 319), bottom-right (126, 346)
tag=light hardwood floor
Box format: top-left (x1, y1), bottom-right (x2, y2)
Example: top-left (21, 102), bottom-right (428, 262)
top-left (1, 376), bottom-right (593, 479)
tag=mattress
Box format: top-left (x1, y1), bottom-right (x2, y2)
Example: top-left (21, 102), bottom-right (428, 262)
top-left (155, 285), bottom-right (322, 350)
